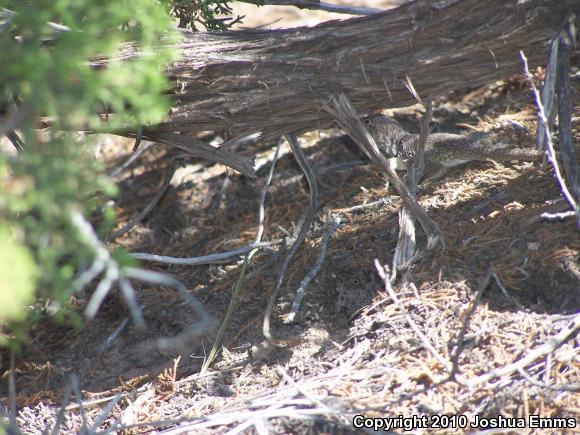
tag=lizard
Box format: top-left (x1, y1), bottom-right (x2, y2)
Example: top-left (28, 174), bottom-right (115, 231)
top-left (362, 114), bottom-right (546, 183)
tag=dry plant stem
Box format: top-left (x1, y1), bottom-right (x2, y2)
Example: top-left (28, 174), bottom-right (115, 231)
top-left (99, 318), bottom-right (129, 354)
top-left (124, 268), bottom-right (215, 352)
top-left (236, 0), bottom-right (383, 15)
top-left (556, 15), bottom-right (580, 219)
top-left (326, 93), bottom-right (442, 250)
top-left (70, 375), bottom-right (88, 434)
top-left (108, 141), bottom-right (154, 178)
top-left (491, 270), bottom-right (525, 311)
top-left (541, 210), bottom-right (576, 221)
top-left (90, 395), bottom-right (123, 431)
top-left (263, 133), bottom-right (319, 347)
top-left (256, 139), bottom-right (283, 243)
top-left (536, 36), bottom-right (558, 159)
top-left (131, 240), bottom-right (280, 265)
top-left (448, 269), bottom-right (490, 381)
top-left (136, 131), bottom-right (257, 178)
top-left (130, 140), bottom-right (283, 266)
top-left (375, 260), bottom-right (453, 374)
top-left (521, 51), bottom-right (580, 223)
top-left (201, 139), bottom-right (282, 373)
top-left (340, 197), bottom-right (394, 213)
top-left (108, 158), bottom-right (180, 241)
top-left (50, 379), bottom-right (73, 435)
top-left (117, 277), bottom-right (145, 327)
top-left (71, 211), bottom-right (145, 327)
top-left (121, 407), bottom-right (343, 434)
top-left (133, 125), bottom-right (144, 151)
top-left (65, 367), bottom-right (243, 413)
top-left (8, 350), bottom-right (17, 432)
top-left (288, 215), bottom-right (341, 321)
top-left (517, 367), bottom-right (580, 392)
top-left (6, 130), bottom-right (24, 152)
top-left (392, 98), bottom-right (432, 281)
top-left (200, 251), bottom-right (254, 375)
top-left (465, 311), bottom-right (580, 387)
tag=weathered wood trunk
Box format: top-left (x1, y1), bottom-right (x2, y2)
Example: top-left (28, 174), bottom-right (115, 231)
top-left (108, 0), bottom-right (579, 174)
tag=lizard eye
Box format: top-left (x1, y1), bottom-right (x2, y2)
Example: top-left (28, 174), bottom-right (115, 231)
top-left (364, 118), bottom-right (371, 125)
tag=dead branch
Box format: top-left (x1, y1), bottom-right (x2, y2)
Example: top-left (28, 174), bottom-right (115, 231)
top-left (464, 311), bottom-right (580, 387)
top-left (392, 90), bottom-right (432, 281)
top-left (288, 214), bottom-right (341, 321)
top-left (236, 0), bottom-right (383, 15)
top-left (99, 0), bottom-right (580, 151)
top-left (555, 14), bottom-right (580, 225)
top-left (263, 133), bottom-right (319, 347)
top-left (107, 158), bottom-right (180, 241)
top-left (521, 52), bottom-right (580, 222)
top-left (325, 93), bottom-right (443, 250)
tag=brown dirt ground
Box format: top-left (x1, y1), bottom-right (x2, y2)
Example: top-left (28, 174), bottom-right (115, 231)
top-left (2, 2), bottom-right (580, 434)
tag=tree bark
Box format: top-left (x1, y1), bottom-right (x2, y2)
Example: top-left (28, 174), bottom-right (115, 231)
top-left (109, 0), bottom-right (578, 174)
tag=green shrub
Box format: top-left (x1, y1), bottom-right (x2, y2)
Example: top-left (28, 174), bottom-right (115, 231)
top-left (0, 0), bottom-right (241, 346)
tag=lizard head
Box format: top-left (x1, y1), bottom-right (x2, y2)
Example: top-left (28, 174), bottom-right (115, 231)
top-left (362, 114), bottom-right (404, 158)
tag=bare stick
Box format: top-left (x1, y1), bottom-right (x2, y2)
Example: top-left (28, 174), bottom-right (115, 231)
top-left (448, 270), bottom-right (490, 381)
top-left (237, 0), bottom-right (383, 15)
top-left (72, 210), bottom-right (213, 334)
top-left (200, 139), bottom-right (282, 373)
top-left (392, 95), bottom-right (432, 281)
top-left (5, 130), bottom-right (24, 152)
top-left (465, 311), bottom-right (580, 387)
top-left (70, 375), bottom-right (88, 434)
top-left (287, 215), bottom-right (341, 321)
top-left (108, 158), bottom-right (179, 241)
top-left (131, 240), bottom-right (280, 265)
top-left (49, 379), bottom-right (74, 435)
top-left (541, 210), bottom-right (575, 221)
top-left (140, 131), bottom-right (256, 178)
top-left (555, 14), bottom-right (580, 222)
top-left (132, 125), bottom-right (144, 151)
top-left (99, 318), bottom-right (129, 355)
top-left (521, 51), bottom-right (580, 224)
top-left (108, 141), bottom-right (154, 178)
top-left (339, 197), bottom-right (394, 213)
top-left (535, 36), bottom-right (558, 159)
top-left (8, 350), bottom-right (17, 432)
top-left (130, 140), bottom-right (284, 266)
top-left (263, 133), bottom-right (319, 347)
top-left (325, 93), bottom-right (443, 250)
top-left (90, 394), bottom-right (124, 431)
top-left (201, 251), bottom-right (255, 375)
top-left (517, 367), bottom-right (580, 392)
top-left (117, 277), bottom-right (145, 328)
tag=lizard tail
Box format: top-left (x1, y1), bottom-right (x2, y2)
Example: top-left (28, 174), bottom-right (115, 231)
top-left (465, 146), bottom-right (545, 162)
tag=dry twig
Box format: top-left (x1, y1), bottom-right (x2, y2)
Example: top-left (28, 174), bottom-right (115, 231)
top-left (325, 93), bottom-right (442, 251)
top-left (263, 133), bottom-right (319, 346)
top-left (287, 214), bottom-right (341, 321)
top-left (201, 139), bottom-right (282, 373)
top-left (464, 312), bottom-right (580, 387)
top-left (392, 90), bottom-right (433, 281)
top-left (237, 0), bottom-right (383, 15)
top-left (108, 158), bottom-right (180, 241)
top-left (521, 50), bottom-right (580, 225)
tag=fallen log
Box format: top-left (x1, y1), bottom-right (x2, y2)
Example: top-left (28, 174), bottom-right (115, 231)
top-left (106, 0), bottom-right (579, 174)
